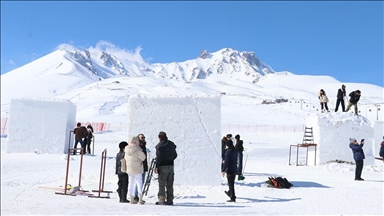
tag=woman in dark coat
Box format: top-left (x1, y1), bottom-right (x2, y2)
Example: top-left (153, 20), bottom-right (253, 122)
top-left (349, 138), bottom-right (365, 181)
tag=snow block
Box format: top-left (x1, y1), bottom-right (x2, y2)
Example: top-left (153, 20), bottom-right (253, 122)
top-left (127, 95), bottom-right (221, 186)
top-left (306, 113), bottom-right (374, 165)
top-left (6, 99), bottom-right (76, 154)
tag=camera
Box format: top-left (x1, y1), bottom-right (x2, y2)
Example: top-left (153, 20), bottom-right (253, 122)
top-left (361, 139), bottom-right (365, 143)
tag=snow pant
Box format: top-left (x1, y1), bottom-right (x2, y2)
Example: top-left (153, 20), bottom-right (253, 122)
top-left (237, 151), bottom-right (243, 175)
top-left (73, 138), bottom-right (84, 155)
top-left (117, 173), bottom-right (128, 202)
top-left (320, 102), bottom-right (329, 111)
top-left (335, 98), bottom-right (345, 112)
top-left (158, 165), bottom-right (174, 203)
top-left (128, 173), bottom-right (143, 198)
top-left (355, 160), bottom-right (364, 179)
top-left (226, 173), bottom-right (236, 201)
top-left (134, 172), bottom-right (146, 198)
top-left (346, 102), bottom-right (358, 114)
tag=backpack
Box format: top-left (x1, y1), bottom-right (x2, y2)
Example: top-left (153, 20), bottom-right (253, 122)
top-left (267, 177), bottom-right (293, 189)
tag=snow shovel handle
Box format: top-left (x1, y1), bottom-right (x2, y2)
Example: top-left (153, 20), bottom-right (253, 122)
top-left (242, 154), bottom-right (248, 175)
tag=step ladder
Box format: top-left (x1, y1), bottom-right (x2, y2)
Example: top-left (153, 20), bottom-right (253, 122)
top-left (302, 127), bottom-right (314, 144)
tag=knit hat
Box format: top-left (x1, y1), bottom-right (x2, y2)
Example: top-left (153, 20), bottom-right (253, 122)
top-left (349, 138), bottom-right (357, 143)
top-left (226, 139), bottom-right (234, 148)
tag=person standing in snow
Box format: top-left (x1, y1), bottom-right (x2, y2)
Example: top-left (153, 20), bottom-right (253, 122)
top-left (133, 133), bottom-right (148, 203)
top-left (349, 138), bottom-right (365, 181)
top-left (73, 123), bottom-right (88, 155)
top-left (335, 84), bottom-right (346, 112)
top-left (345, 90), bottom-right (361, 114)
top-left (154, 131), bottom-right (177, 205)
top-left (379, 136), bottom-right (384, 158)
top-left (234, 134), bottom-right (244, 177)
top-left (222, 139), bottom-right (238, 202)
top-left (125, 136), bottom-right (146, 204)
top-left (221, 134), bottom-right (232, 171)
top-left (116, 141), bottom-right (129, 203)
top-left (318, 89), bottom-right (330, 113)
top-left (85, 124), bottom-right (94, 154)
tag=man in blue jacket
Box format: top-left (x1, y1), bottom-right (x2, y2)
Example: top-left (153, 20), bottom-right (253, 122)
top-left (349, 138), bottom-right (365, 181)
top-left (222, 139), bottom-right (238, 202)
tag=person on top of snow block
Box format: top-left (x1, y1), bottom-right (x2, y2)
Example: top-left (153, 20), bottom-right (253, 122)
top-left (116, 141), bottom-right (129, 203)
top-left (346, 90), bottom-right (361, 114)
top-left (222, 139), bottom-right (238, 202)
top-left (335, 84), bottom-right (346, 112)
top-left (318, 89), bottom-right (330, 113)
top-left (349, 138), bottom-right (365, 181)
top-left (154, 131), bottom-right (177, 205)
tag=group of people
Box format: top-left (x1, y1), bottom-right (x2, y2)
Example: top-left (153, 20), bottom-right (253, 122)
top-left (318, 85), bottom-right (361, 114)
top-left (73, 123), bottom-right (94, 155)
top-left (115, 131), bottom-right (177, 205)
top-left (221, 133), bottom-right (245, 203)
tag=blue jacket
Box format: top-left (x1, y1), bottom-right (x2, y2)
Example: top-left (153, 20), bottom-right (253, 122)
top-left (222, 148), bottom-right (238, 174)
top-left (349, 143), bottom-right (365, 161)
top-left (379, 141), bottom-right (384, 157)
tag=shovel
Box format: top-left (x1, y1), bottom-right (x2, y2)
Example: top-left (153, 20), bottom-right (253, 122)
top-left (238, 154), bottom-right (248, 181)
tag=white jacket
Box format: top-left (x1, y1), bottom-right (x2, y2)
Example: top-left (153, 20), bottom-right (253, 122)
top-left (318, 93), bottom-right (329, 103)
top-left (124, 144), bottom-right (146, 175)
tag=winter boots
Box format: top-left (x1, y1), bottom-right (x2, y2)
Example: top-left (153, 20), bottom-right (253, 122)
top-left (155, 196), bottom-right (166, 205)
top-left (138, 194), bottom-right (144, 205)
top-left (130, 195), bottom-right (138, 204)
top-left (117, 189), bottom-right (129, 203)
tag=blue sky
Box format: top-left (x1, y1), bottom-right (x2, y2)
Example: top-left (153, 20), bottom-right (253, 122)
top-left (1, 1), bottom-right (383, 86)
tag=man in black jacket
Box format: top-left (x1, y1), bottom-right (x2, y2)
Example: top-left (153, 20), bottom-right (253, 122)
top-left (335, 84), bottom-right (346, 112)
top-left (222, 139), bottom-right (238, 202)
top-left (116, 141), bottom-right (129, 203)
top-left (346, 90), bottom-right (361, 114)
top-left (154, 131), bottom-right (177, 205)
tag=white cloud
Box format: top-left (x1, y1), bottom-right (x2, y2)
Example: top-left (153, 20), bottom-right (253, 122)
top-left (89, 40), bottom-right (145, 63)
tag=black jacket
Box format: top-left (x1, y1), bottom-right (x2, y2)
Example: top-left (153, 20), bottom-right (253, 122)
top-left (115, 150), bottom-right (125, 175)
top-left (337, 88), bottom-right (346, 99)
top-left (139, 140), bottom-right (148, 172)
top-left (155, 139), bottom-right (177, 167)
top-left (221, 137), bottom-right (228, 160)
top-left (235, 140), bottom-right (244, 152)
top-left (222, 148), bottom-right (238, 174)
top-left (349, 91), bottom-right (361, 104)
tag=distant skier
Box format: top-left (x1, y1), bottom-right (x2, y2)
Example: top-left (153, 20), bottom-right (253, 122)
top-left (346, 90), bottom-right (361, 114)
top-left (335, 84), bottom-right (346, 112)
top-left (318, 89), bottom-right (330, 113)
top-left (349, 138), bottom-right (365, 181)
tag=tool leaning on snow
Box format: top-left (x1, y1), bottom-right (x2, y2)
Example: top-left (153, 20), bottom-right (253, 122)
top-left (142, 158), bottom-right (157, 196)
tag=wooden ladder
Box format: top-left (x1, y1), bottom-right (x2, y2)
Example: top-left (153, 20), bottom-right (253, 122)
top-left (302, 127), bottom-right (314, 144)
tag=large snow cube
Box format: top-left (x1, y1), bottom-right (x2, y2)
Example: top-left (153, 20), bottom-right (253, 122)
top-left (306, 113), bottom-right (374, 165)
top-left (127, 95), bottom-right (221, 186)
top-left (6, 99), bottom-right (76, 154)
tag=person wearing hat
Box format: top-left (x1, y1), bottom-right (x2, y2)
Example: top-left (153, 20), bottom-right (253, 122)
top-left (346, 90), bottom-right (361, 114)
top-left (234, 134), bottom-right (244, 178)
top-left (222, 139), bottom-right (238, 202)
top-left (335, 84), bottom-right (346, 112)
top-left (115, 141), bottom-right (129, 203)
top-left (349, 138), bottom-right (365, 181)
top-left (154, 131), bottom-right (177, 205)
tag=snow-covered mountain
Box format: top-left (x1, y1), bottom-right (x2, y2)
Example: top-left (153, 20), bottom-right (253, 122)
top-left (1, 43), bottom-right (383, 121)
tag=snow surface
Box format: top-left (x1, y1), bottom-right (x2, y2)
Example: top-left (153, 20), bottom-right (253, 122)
top-left (1, 45), bottom-right (384, 215)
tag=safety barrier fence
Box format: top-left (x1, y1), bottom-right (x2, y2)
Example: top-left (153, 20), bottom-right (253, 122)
top-left (1, 117), bottom-right (305, 135)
